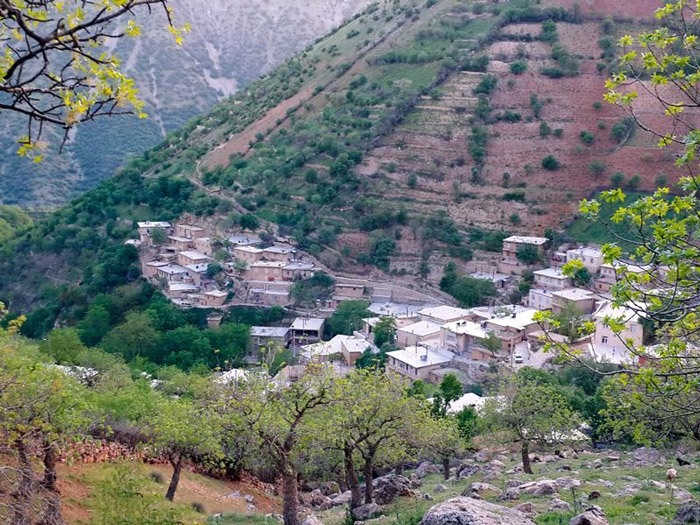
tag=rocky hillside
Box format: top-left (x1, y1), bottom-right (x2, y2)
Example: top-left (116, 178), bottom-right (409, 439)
top-left (0, 0), bottom-right (371, 208)
top-left (298, 446), bottom-right (700, 525)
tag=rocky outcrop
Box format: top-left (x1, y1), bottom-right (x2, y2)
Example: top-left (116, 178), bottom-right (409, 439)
top-left (374, 474), bottom-right (417, 505)
top-left (301, 515), bottom-right (324, 525)
top-left (352, 502), bottom-right (382, 521)
top-left (570, 505), bottom-right (609, 525)
top-left (466, 482), bottom-right (503, 498)
top-left (415, 461), bottom-right (442, 479)
top-left (673, 501), bottom-right (700, 524)
top-left (419, 496), bottom-right (536, 525)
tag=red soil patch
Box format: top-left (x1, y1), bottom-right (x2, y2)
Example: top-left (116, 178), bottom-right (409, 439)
top-left (540, 0), bottom-right (659, 20)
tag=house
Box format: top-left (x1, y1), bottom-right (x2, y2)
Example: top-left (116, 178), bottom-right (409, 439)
top-left (194, 237), bottom-right (213, 256)
top-left (177, 250), bottom-right (211, 267)
top-left (300, 334), bottom-right (349, 363)
top-left (247, 261), bottom-right (286, 281)
top-left (468, 306), bottom-right (540, 352)
top-left (250, 327), bottom-right (291, 363)
top-left (469, 271), bottom-right (511, 289)
top-left (386, 346), bottom-right (453, 381)
top-left (334, 283), bottom-right (365, 299)
top-left (228, 234), bottom-right (262, 247)
top-left (290, 317), bottom-right (326, 346)
top-left (281, 262), bottom-right (315, 281)
top-left (202, 289), bottom-right (228, 308)
top-left (533, 268), bottom-right (572, 291)
top-left (156, 264), bottom-right (192, 283)
top-left (418, 305), bottom-right (471, 325)
top-left (168, 282), bottom-right (199, 298)
top-left (501, 236), bottom-right (549, 265)
top-left (594, 262), bottom-right (650, 293)
top-left (137, 221), bottom-right (172, 244)
top-left (233, 245), bottom-right (264, 264)
top-left (446, 392), bottom-right (486, 414)
top-left (168, 236), bottom-right (193, 251)
top-left (262, 245), bottom-right (296, 262)
top-left (526, 288), bottom-right (554, 310)
top-left (566, 247), bottom-right (603, 274)
top-left (551, 288), bottom-right (597, 315)
top-left (174, 224), bottom-right (206, 239)
top-left (248, 281), bottom-right (292, 306)
top-left (396, 321), bottom-right (442, 348)
top-left (590, 301), bottom-right (646, 363)
top-left (341, 337), bottom-right (372, 366)
top-left (144, 260), bottom-right (170, 279)
top-left (441, 319), bottom-right (489, 358)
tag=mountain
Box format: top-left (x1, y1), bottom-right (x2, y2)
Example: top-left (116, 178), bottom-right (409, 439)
top-left (0, 0), bottom-right (372, 208)
top-left (0, 0), bottom-right (682, 324)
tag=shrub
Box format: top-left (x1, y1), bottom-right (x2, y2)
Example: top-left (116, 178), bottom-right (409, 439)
top-left (655, 173), bottom-right (668, 187)
top-left (626, 174), bottom-right (641, 190)
top-left (588, 161), bottom-right (608, 178)
top-left (611, 171), bottom-right (625, 188)
top-left (407, 173), bottom-right (418, 189)
top-left (472, 74), bottom-right (498, 95)
top-left (149, 471), bottom-right (165, 484)
top-left (541, 155), bottom-right (560, 170)
top-left (191, 502), bottom-right (206, 514)
top-left (509, 60), bottom-right (528, 74)
top-left (611, 116), bottom-right (636, 143)
top-left (539, 121), bottom-right (552, 138)
top-left (503, 190), bottom-right (525, 202)
top-left (592, 101), bottom-right (602, 110)
top-left (580, 131), bottom-right (595, 145)
top-left (509, 213), bottom-right (522, 225)
top-left (553, 128), bottom-right (564, 138)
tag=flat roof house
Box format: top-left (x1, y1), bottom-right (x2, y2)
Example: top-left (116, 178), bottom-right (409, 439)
top-left (396, 320), bottom-right (443, 348)
top-left (551, 288), bottom-right (597, 315)
top-left (533, 267), bottom-right (572, 291)
top-left (290, 317), bottom-right (326, 346)
top-left (441, 320), bottom-right (488, 358)
top-left (386, 346), bottom-right (453, 382)
top-left (177, 250), bottom-right (211, 267)
top-left (566, 247), bottom-right (603, 274)
top-left (418, 305), bottom-right (471, 325)
top-left (233, 245), bottom-right (264, 264)
top-left (501, 236), bottom-right (548, 265)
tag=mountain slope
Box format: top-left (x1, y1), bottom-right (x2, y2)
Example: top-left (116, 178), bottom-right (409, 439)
top-left (0, 0), bottom-right (372, 208)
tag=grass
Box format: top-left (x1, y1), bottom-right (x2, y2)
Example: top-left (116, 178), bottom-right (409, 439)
top-left (209, 516), bottom-right (279, 524)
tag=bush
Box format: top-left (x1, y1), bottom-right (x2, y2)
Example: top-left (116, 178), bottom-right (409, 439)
top-left (541, 155), bottom-right (560, 170)
top-left (588, 161), bottom-right (608, 179)
top-left (472, 74), bottom-right (498, 95)
top-left (191, 502), bottom-right (206, 514)
top-left (626, 174), bottom-right (641, 190)
top-left (611, 172), bottom-right (625, 188)
top-left (580, 131), bottom-right (595, 145)
top-left (553, 128), bottom-right (564, 138)
top-left (539, 121), bottom-right (552, 138)
top-left (509, 60), bottom-right (528, 75)
top-left (503, 191), bottom-right (525, 202)
top-left (149, 471), bottom-right (165, 484)
top-left (611, 116), bottom-right (636, 143)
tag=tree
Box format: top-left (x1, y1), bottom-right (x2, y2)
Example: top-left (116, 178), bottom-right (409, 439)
top-left (478, 331), bottom-right (502, 358)
top-left (482, 371), bottom-right (581, 474)
top-left (222, 366), bottom-right (334, 525)
top-left (424, 416), bottom-right (466, 480)
top-left (0, 0), bottom-right (188, 154)
top-left (541, 155), bottom-right (560, 170)
top-left (327, 300), bottom-right (370, 336)
top-left (431, 373), bottom-right (463, 417)
top-left (372, 316), bottom-right (396, 347)
top-left (149, 397), bottom-right (221, 501)
top-left (41, 327), bottom-right (86, 364)
top-left (516, 244), bottom-right (541, 265)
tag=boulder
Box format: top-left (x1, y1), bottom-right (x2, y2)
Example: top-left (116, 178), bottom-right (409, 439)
top-left (352, 502), bottom-right (382, 521)
top-left (673, 488), bottom-right (694, 502)
top-left (435, 484), bottom-right (448, 493)
top-left (419, 496), bottom-right (536, 525)
top-left (301, 515), bottom-right (324, 525)
top-left (321, 481), bottom-right (340, 496)
top-left (416, 461), bottom-right (442, 479)
top-left (570, 505), bottom-right (609, 525)
top-left (516, 480), bottom-right (558, 496)
top-left (301, 489), bottom-right (330, 508)
top-left (646, 480), bottom-right (666, 489)
top-left (467, 482), bottom-right (503, 498)
top-left (458, 464), bottom-right (480, 480)
top-left (672, 501), bottom-right (700, 524)
top-left (555, 477), bottom-right (582, 490)
top-left (587, 490), bottom-right (601, 500)
top-left (328, 491), bottom-right (352, 507)
top-left (490, 460), bottom-right (507, 469)
top-left (633, 447), bottom-right (666, 466)
top-left (498, 488), bottom-right (521, 501)
top-left (515, 502), bottom-right (535, 514)
top-left (475, 450), bottom-right (492, 463)
top-left (549, 499), bottom-right (573, 512)
top-left (374, 474), bottom-right (416, 505)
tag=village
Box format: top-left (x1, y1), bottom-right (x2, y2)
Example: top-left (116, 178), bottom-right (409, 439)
top-left (130, 219), bottom-right (653, 394)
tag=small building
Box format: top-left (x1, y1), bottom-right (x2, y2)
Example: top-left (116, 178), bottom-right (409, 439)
top-left (233, 245), bottom-right (264, 264)
top-left (248, 284), bottom-right (292, 306)
top-left (441, 320), bottom-right (489, 358)
top-left (533, 267), bottom-right (572, 291)
top-left (281, 262), bottom-right (315, 281)
top-left (202, 289), bottom-right (228, 308)
top-left (418, 305), bottom-right (471, 325)
top-left (177, 250), bottom-right (211, 267)
top-left (590, 301), bottom-right (646, 362)
top-left (566, 247), bottom-right (603, 274)
top-left (526, 288), bottom-right (554, 310)
top-left (174, 224), bottom-right (206, 239)
top-left (228, 234), bottom-right (262, 247)
top-left (396, 320), bottom-right (442, 348)
top-left (168, 235), bottom-right (193, 251)
top-left (551, 288), bottom-right (597, 315)
top-left (501, 236), bottom-right (549, 265)
top-left (247, 261), bottom-right (286, 282)
top-left (386, 346), bottom-right (453, 381)
top-left (168, 282), bottom-right (200, 298)
top-left (290, 317), bottom-right (326, 346)
top-left (594, 262), bottom-right (649, 293)
top-left (194, 237), bottom-right (213, 256)
top-left (144, 260), bottom-right (170, 279)
top-left (341, 337), bottom-right (372, 366)
top-left (334, 283), bottom-right (365, 299)
top-left (250, 326), bottom-right (291, 353)
top-left (469, 306), bottom-right (540, 352)
top-left (446, 392), bottom-right (486, 414)
top-left (469, 271), bottom-right (511, 290)
top-left (262, 245), bottom-right (297, 262)
top-left (156, 263), bottom-right (192, 283)
top-left (137, 221), bottom-right (172, 244)
top-left (300, 334), bottom-right (348, 363)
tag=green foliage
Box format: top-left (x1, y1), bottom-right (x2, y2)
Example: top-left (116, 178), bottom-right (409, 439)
top-left (440, 263), bottom-right (496, 307)
top-left (579, 131), bottom-right (595, 145)
top-left (472, 74), bottom-right (498, 95)
top-left (431, 373), bottom-right (463, 417)
top-left (373, 316), bottom-right (397, 348)
top-left (610, 117), bottom-right (636, 144)
top-left (611, 171), bottom-right (625, 188)
top-left (0, 206), bottom-right (33, 243)
top-left (469, 126), bottom-right (489, 165)
top-left (327, 300), bottom-right (371, 336)
top-left (292, 272), bottom-right (335, 307)
top-left (541, 155), bottom-right (560, 171)
top-left (588, 161), bottom-right (608, 179)
top-left (509, 60), bottom-right (528, 75)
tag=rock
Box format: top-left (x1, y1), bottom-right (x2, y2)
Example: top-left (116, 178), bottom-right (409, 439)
top-left (677, 455), bottom-right (692, 466)
top-left (352, 502), bottom-right (382, 521)
top-left (301, 515), bottom-right (324, 525)
top-left (467, 482), bottom-right (503, 498)
top-left (419, 496), bottom-right (536, 525)
top-left (435, 484), bottom-right (448, 493)
top-left (646, 480), bottom-right (666, 489)
top-left (606, 453), bottom-right (620, 462)
top-left (592, 459), bottom-right (603, 469)
top-left (621, 475), bottom-right (637, 482)
top-left (588, 490), bottom-right (601, 500)
top-left (373, 474), bottom-right (416, 505)
top-left (541, 455), bottom-right (559, 464)
top-left (673, 488), bottom-right (694, 502)
top-left (321, 482), bottom-right (340, 496)
top-left (498, 488), bottom-right (521, 501)
top-left (244, 494), bottom-right (255, 504)
top-left (301, 489), bottom-right (330, 508)
top-left (329, 491), bottom-right (352, 507)
top-left (549, 499), bottom-right (573, 512)
top-left (558, 465), bottom-right (573, 471)
top-left (490, 460), bottom-right (507, 469)
top-left (570, 505), bottom-right (609, 525)
top-left (516, 480), bottom-right (558, 496)
top-left (505, 480), bottom-right (521, 489)
top-left (555, 477), bottom-right (582, 490)
top-left (515, 502), bottom-right (535, 514)
top-left (615, 484), bottom-right (642, 498)
top-left (458, 465), bottom-right (480, 480)
top-left (416, 461), bottom-right (442, 479)
top-left (475, 450), bottom-right (492, 463)
top-left (596, 480), bottom-right (613, 488)
top-left (246, 503), bottom-right (256, 512)
top-left (423, 493), bottom-right (434, 501)
top-left (672, 501), bottom-right (700, 523)
top-left (633, 447), bottom-right (666, 466)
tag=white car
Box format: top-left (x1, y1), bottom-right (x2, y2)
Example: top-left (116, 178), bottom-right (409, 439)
top-left (513, 352), bottom-right (523, 364)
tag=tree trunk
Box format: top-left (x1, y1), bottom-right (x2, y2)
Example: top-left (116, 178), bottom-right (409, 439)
top-left (442, 456), bottom-right (450, 480)
top-left (344, 445), bottom-right (362, 510)
top-left (521, 441), bottom-right (533, 475)
top-left (42, 439), bottom-right (58, 491)
top-left (395, 463), bottom-right (404, 475)
top-left (165, 455), bottom-right (183, 501)
top-left (12, 439), bottom-right (34, 525)
top-left (363, 457), bottom-right (374, 505)
top-left (281, 465), bottom-right (300, 525)
top-left (38, 491), bottom-right (65, 525)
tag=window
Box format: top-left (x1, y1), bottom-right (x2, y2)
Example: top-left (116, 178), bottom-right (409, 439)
top-left (601, 336), bottom-right (608, 344)
top-left (630, 324), bottom-right (636, 333)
